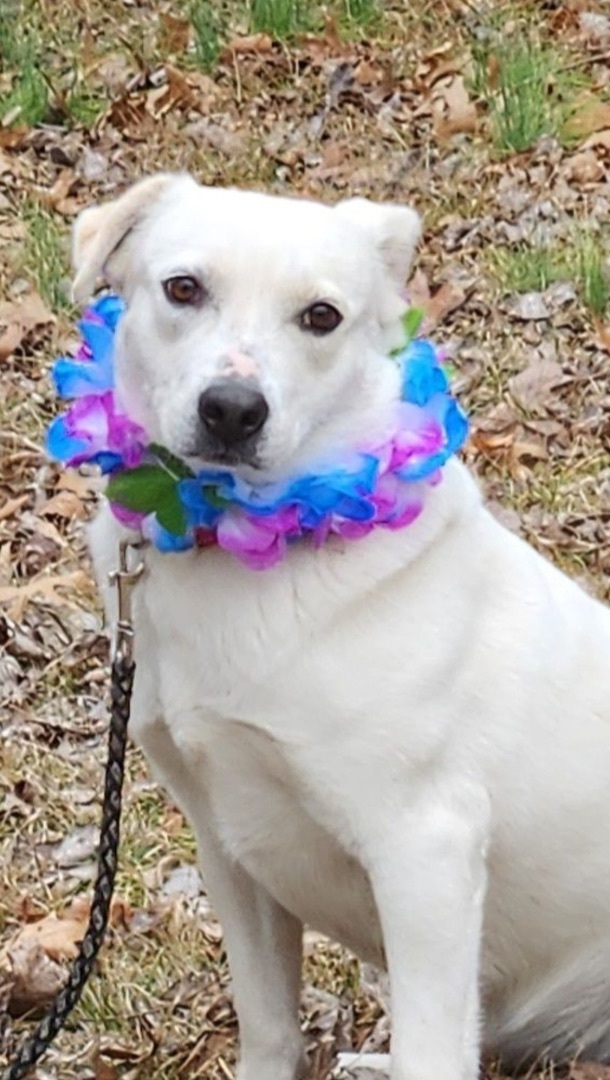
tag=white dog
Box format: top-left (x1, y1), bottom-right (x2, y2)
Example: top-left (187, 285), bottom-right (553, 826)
top-left (72, 174), bottom-right (610, 1080)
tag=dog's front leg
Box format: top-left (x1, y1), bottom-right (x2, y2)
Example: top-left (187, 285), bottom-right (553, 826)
top-left (365, 786), bottom-right (489, 1080)
top-left (194, 818), bottom-right (307, 1080)
top-left (135, 719), bottom-right (307, 1080)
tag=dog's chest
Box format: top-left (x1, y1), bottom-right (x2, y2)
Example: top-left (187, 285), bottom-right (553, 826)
top-left (169, 710), bottom-right (385, 962)
top-left (129, 555), bottom-right (386, 961)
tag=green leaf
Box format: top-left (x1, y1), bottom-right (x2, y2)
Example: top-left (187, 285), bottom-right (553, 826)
top-left (148, 442), bottom-right (195, 480)
top-left (106, 466), bottom-right (187, 536)
top-left (401, 306), bottom-right (425, 342)
top-left (390, 306), bottom-right (425, 357)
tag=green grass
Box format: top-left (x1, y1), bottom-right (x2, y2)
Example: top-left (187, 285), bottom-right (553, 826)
top-left (491, 230), bottom-right (610, 318)
top-left (22, 202), bottom-right (71, 311)
top-left (66, 88), bottom-right (104, 127)
top-left (0, 42), bottom-right (48, 126)
top-left (491, 242), bottom-right (569, 294)
top-left (575, 233), bottom-right (610, 318)
top-left (340, 0), bottom-right (382, 28)
top-left (471, 26), bottom-right (586, 156)
top-left (248, 0), bottom-right (308, 37)
top-left (190, 0), bottom-right (222, 71)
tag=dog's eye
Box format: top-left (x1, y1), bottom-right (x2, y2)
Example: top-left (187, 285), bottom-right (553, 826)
top-left (299, 302), bottom-right (343, 335)
top-left (163, 276), bottom-right (205, 306)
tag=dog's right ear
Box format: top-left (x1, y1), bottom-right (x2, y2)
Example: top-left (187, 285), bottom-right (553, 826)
top-left (72, 173), bottom-right (189, 304)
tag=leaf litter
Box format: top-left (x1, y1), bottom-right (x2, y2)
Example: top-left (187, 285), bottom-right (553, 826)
top-left (1, 0), bottom-right (610, 1076)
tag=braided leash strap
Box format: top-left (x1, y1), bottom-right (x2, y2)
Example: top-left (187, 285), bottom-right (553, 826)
top-left (2, 655), bottom-right (135, 1080)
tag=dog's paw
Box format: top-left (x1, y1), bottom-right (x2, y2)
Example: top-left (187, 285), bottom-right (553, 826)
top-left (333, 1051), bottom-right (391, 1078)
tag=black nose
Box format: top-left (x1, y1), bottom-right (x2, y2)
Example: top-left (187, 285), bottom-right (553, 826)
top-left (198, 379), bottom-right (269, 447)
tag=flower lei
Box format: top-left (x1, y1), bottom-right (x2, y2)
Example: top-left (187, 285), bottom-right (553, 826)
top-left (46, 295), bottom-right (468, 570)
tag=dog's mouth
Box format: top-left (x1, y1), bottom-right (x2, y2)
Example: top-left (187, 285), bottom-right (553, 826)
top-left (183, 443), bottom-right (265, 476)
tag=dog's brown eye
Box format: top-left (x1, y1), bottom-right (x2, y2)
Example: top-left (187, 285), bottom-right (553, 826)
top-left (300, 302), bottom-right (343, 335)
top-left (163, 276), bottom-right (204, 306)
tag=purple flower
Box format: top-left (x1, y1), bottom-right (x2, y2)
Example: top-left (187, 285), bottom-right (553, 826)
top-left (46, 392), bottom-right (146, 472)
top-left (216, 512), bottom-right (287, 570)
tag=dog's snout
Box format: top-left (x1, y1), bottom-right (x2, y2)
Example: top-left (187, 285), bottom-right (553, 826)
top-left (198, 379), bottom-right (269, 447)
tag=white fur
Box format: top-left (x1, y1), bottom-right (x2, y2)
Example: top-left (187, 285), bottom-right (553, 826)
top-left (80, 177), bottom-right (610, 1080)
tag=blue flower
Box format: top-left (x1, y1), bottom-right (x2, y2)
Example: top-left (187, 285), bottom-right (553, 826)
top-left (401, 340), bottom-right (449, 406)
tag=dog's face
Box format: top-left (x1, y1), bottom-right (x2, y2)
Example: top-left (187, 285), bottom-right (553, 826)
top-left (73, 175), bottom-right (421, 479)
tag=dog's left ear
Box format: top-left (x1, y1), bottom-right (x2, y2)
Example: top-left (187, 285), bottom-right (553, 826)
top-left (334, 198), bottom-right (421, 288)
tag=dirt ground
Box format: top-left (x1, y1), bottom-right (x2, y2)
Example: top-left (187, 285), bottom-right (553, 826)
top-left (1, 0), bottom-right (610, 1077)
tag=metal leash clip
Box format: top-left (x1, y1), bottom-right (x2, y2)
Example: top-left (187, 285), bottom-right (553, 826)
top-left (108, 539), bottom-right (146, 663)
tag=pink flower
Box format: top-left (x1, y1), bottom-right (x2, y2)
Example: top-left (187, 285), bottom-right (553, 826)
top-left (216, 511), bottom-right (287, 570)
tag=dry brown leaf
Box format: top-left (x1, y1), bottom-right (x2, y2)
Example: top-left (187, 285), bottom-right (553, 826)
top-left (593, 318), bottom-right (610, 354)
top-left (470, 425), bottom-right (518, 456)
top-left (0, 493), bottom-right (28, 522)
top-left (421, 280), bottom-right (467, 330)
top-left (582, 128), bottom-right (610, 152)
top-left (563, 149), bottom-right (604, 185)
top-left (568, 1064), bottom-right (610, 1080)
top-left (406, 272), bottom-right (466, 331)
top-left (224, 33), bottom-right (273, 56)
top-left (0, 569), bottom-right (92, 620)
top-left (406, 269), bottom-right (431, 308)
top-left (39, 490), bottom-right (87, 520)
top-left (431, 75), bottom-right (477, 139)
top-left (159, 12), bottom-right (191, 55)
top-left (6, 912), bottom-right (88, 963)
top-left (0, 291), bottom-right (55, 361)
top-left (3, 942), bottom-right (67, 1018)
top-left (565, 95), bottom-right (610, 140)
top-left (509, 359), bottom-right (565, 413)
top-left (93, 1055), bottom-right (120, 1080)
top-left (146, 66), bottom-right (196, 120)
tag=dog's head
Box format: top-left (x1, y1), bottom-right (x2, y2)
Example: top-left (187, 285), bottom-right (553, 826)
top-left (72, 174), bottom-right (421, 479)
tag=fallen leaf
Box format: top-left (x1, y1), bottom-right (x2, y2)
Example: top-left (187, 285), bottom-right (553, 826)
top-left (0, 291), bottom-right (55, 361)
top-left (92, 1055), bottom-right (119, 1080)
top-left (0, 569), bottom-right (92, 620)
top-left (406, 272), bottom-right (467, 331)
top-left (509, 358), bottom-right (565, 412)
top-left (421, 280), bottom-right (467, 330)
top-left (593, 317), bottom-right (610, 354)
top-left (431, 75), bottom-right (477, 139)
top-left (506, 292), bottom-right (550, 322)
top-left (146, 66), bottom-right (196, 120)
top-left (568, 1064), bottom-right (610, 1080)
top-left (39, 490), bottom-right (87, 520)
top-left (406, 269), bottom-right (431, 308)
top-left (51, 824), bottom-right (98, 868)
top-left (7, 912), bottom-right (88, 963)
top-left (0, 494), bottom-right (28, 522)
top-left (3, 942), bottom-right (67, 1018)
top-left (159, 12), bottom-right (191, 54)
top-left (563, 149), bottom-right (604, 185)
top-left (224, 33), bottom-right (273, 56)
top-left (564, 94), bottom-right (610, 140)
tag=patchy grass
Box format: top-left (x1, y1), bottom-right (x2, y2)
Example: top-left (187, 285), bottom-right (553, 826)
top-left (190, 0), bottom-right (223, 71)
top-left (340, 0), bottom-right (382, 30)
top-left (248, 0), bottom-right (308, 37)
top-left (491, 243), bottom-right (569, 294)
top-left (22, 202), bottom-right (71, 310)
top-left (575, 232), bottom-right (610, 319)
top-left (471, 24), bottom-right (587, 155)
top-left (490, 230), bottom-right (610, 319)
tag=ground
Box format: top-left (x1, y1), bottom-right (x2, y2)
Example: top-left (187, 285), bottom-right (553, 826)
top-left (1, 0), bottom-right (610, 1077)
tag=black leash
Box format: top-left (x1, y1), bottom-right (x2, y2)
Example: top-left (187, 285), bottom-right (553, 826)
top-left (2, 542), bottom-right (145, 1080)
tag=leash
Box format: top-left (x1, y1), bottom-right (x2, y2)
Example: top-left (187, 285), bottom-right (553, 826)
top-left (2, 541), bottom-right (145, 1080)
